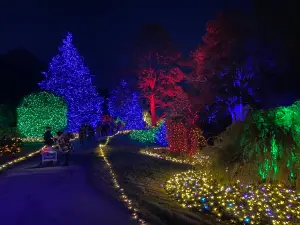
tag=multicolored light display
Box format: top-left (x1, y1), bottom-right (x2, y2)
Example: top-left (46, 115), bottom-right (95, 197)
top-left (129, 120), bottom-right (168, 146)
top-left (97, 130), bottom-right (147, 225)
top-left (17, 92), bottom-right (67, 138)
top-left (39, 32), bottom-right (103, 131)
top-left (165, 170), bottom-right (300, 225)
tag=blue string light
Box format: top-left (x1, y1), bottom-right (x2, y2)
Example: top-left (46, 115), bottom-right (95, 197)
top-left (108, 80), bottom-right (144, 130)
top-left (155, 121), bottom-right (168, 146)
top-left (39, 32), bottom-right (103, 131)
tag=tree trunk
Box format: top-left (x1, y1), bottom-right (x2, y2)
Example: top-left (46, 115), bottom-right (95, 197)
top-left (150, 94), bottom-right (157, 127)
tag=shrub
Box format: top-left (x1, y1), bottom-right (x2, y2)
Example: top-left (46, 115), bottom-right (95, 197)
top-left (206, 101), bottom-right (300, 186)
top-left (17, 92), bottom-right (67, 138)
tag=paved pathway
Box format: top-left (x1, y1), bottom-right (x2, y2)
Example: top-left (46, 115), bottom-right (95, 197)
top-left (0, 140), bottom-right (136, 225)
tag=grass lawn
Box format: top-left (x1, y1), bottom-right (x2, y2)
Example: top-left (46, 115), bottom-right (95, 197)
top-left (99, 134), bottom-right (226, 225)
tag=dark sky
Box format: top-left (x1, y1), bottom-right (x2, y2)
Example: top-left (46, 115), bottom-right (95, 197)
top-left (0, 0), bottom-right (247, 89)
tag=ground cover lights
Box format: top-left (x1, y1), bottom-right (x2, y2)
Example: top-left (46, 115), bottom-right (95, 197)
top-left (164, 170), bottom-right (300, 225)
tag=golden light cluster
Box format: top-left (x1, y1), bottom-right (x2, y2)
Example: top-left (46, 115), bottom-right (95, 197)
top-left (97, 130), bottom-right (147, 225)
top-left (164, 170), bottom-right (300, 225)
top-left (21, 133), bottom-right (78, 143)
top-left (139, 147), bottom-right (210, 166)
top-left (21, 137), bottom-right (44, 142)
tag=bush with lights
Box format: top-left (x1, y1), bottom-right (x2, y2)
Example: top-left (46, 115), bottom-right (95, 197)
top-left (39, 32), bottom-right (103, 131)
top-left (166, 118), bottom-right (206, 155)
top-left (164, 102), bottom-right (300, 224)
top-left (0, 137), bottom-right (22, 156)
top-left (129, 127), bottom-right (158, 144)
top-left (129, 119), bottom-right (168, 146)
top-left (155, 121), bottom-right (168, 146)
top-left (108, 80), bottom-right (144, 130)
top-left (17, 92), bottom-right (67, 138)
top-left (198, 101), bottom-right (300, 186)
top-left (239, 101), bottom-right (300, 186)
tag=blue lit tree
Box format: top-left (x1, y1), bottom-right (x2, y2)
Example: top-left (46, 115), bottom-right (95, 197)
top-left (215, 57), bottom-right (260, 123)
top-left (108, 80), bottom-right (144, 129)
top-left (39, 32), bottom-right (103, 131)
top-left (155, 121), bottom-right (168, 146)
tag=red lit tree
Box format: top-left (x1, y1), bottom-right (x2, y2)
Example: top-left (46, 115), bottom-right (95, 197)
top-left (185, 12), bottom-right (248, 118)
top-left (133, 23), bottom-right (184, 126)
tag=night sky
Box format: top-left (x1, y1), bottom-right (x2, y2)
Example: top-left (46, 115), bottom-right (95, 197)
top-left (0, 0), bottom-right (247, 89)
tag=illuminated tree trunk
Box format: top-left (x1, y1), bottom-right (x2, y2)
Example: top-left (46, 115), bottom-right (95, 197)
top-left (150, 94), bottom-right (157, 127)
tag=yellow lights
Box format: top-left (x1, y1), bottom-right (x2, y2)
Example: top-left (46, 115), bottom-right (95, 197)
top-left (97, 130), bottom-right (147, 225)
top-left (0, 149), bottom-right (41, 171)
top-left (164, 170), bottom-right (300, 225)
top-left (1, 133), bottom-right (79, 171)
top-left (139, 147), bottom-right (210, 166)
top-left (21, 137), bottom-right (44, 142)
top-left (21, 133), bottom-right (79, 143)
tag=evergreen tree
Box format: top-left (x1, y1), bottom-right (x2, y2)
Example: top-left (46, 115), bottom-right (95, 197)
top-left (39, 32), bottom-right (103, 131)
top-left (108, 80), bottom-right (144, 129)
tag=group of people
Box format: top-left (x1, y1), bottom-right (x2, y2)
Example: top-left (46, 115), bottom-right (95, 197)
top-left (78, 121), bottom-right (124, 145)
top-left (43, 126), bottom-right (73, 166)
top-left (96, 121), bottom-right (124, 137)
top-left (78, 124), bottom-right (95, 145)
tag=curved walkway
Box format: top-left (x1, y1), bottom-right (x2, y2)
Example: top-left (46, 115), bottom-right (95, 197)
top-left (0, 140), bottom-right (137, 225)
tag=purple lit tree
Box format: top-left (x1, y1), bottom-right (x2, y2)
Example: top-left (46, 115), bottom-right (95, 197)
top-left (39, 32), bottom-right (103, 131)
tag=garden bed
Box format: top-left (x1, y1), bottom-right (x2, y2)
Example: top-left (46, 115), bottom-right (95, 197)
top-left (165, 170), bottom-right (300, 225)
top-left (101, 134), bottom-right (226, 225)
top-left (139, 146), bottom-right (300, 224)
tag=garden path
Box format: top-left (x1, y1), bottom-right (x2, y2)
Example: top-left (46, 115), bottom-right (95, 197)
top-left (0, 139), bottom-right (137, 225)
top-left (104, 134), bottom-right (217, 225)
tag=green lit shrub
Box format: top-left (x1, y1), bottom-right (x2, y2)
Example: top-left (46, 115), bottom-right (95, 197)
top-left (17, 92), bottom-right (67, 138)
top-left (206, 101), bottom-right (300, 186)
